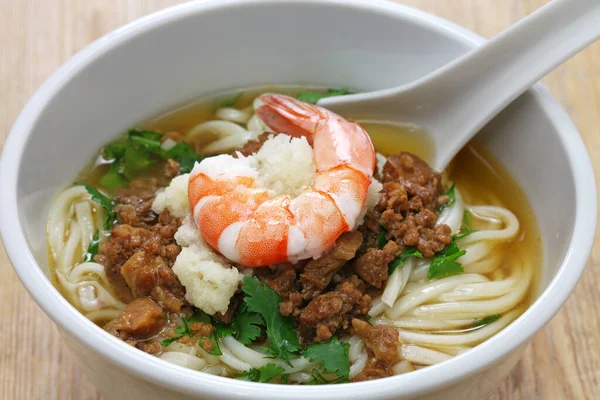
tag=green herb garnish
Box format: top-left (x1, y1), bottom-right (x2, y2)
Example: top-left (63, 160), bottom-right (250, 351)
top-left (454, 210), bottom-right (476, 239)
top-left (98, 165), bottom-right (127, 193)
top-left (388, 247), bottom-right (423, 274)
top-left (83, 230), bottom-right (100, 263)
top-left (302, 337), bottom-right (350, 379)
top-left (280, 373), bottom-right (289, 384)
top-left (222, 92), bottom-right (242, 107)
top-left (75, 183), bottom-right (116, 231)
top-left (438, 182), bottom-right (457, 212)
top-left (128, 129), bottom-right (163, 141)
top-left (233, 311), bottom-right (264, 345)
top-left (236, 363), bottom-right (286, 383)
top-left (160, 309), bottom-right (222, 355)
top-left (376, 226), bottom-right (388, 249)
top-left (305, 368), bottom-right (349, 385)
top-left (99, 129), bottom-right (205, 191)
top-left (164, 142), bottom-right (205, 174)
top-left (241, 276), bottom-right (301, 362)
top-left (473, 314), bottom-right (501, 328)
top-left (159, 337), bottom-right (180, 347)
top-left (123, 146), bottom-right (155, 180)
top-left (297, 88), bottom-right (352, 105)
top-left (213, 306), bottom-right (264, 345)
top-left (200, 335), bottom-right (222, 356)
top-left (427, 240), bottom-right (466, 280)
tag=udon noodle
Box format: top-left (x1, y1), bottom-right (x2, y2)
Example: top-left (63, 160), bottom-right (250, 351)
top-left (47, 87), bottom-right (539, 383)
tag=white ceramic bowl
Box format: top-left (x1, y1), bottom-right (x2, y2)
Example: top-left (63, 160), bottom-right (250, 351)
top-left (0, 1), bottom-right (596, 399)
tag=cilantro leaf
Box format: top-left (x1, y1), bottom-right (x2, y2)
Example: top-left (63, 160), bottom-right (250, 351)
top-left (75, 183), bottom-right (116, 231)
top-left (165, 142), bottom-right (205, 173)
top-left (222, 92), bottom-right (242, 107)
top-left (255, 363), bottom-right (285, 382)
top-left (129, 134), bottom-right (162, 150)
top-left (128, 129), bottom-right (163, 141)
top-left (184, 309), bottom-right (222, 355)
top-left (200, 336), bottom-right (222, 356)
top-left (454, 210), bottom-right (476, 239)
top-left (104, 139), bottom-right (129, 160)
top-left (237, 363), bottom-right (285, 383)
top-left (428, 240), bottom-right (466, 280)
top-left (99, 128), bottom-right (204, 187)
top-left (123, 146), bottom-right (155, 180)
top-left (164, 309), bottom-right (222, 355)
top-left (297, 88), bottom-right (352, 105)
top-left (213, 322), bottom-right (236, 339)
top-left (302, 337), bottom-right (350, 378)
top-left (388, 247), bottom-right (423, 274)
top-left (83, 230), bottom-right (100, 263)
top-left (445, 182), bottom-right (457, 206)
top-left (98, 165), bottom-right (127, 192)
top-left (376, 226), bottom-right (388, 249)
top-left (241, 276), bottom-right (301, 361)
top-left (473, 314), bottom-right (501, 328)
top-left (160, 337), bottom-right (180, 347)
top-left (438, 182), bottom-right (457, 212)
top-left (234, 312), bottom-right (264, 345)
top-left (305, 368), bottom-right (349, 385)
top-left (237, 368), bottom-right (260, 382)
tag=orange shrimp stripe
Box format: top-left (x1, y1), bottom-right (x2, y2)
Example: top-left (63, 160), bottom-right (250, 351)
top-left (290, 188), bottom-right (349, 258)
top-left (196, 189), bottom-right (269, 250)
top-left (236, 196), bottom-right (295, 266)
top-left (188, 173), bottom-right (255, 206)
top-left (315, 164), bottom-right (371, 211)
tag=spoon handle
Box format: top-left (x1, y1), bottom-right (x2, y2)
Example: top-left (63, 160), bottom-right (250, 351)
top-left (423, 0), bottom-right (600, 168)
top-left (319, 0), bottom-right (600, 171)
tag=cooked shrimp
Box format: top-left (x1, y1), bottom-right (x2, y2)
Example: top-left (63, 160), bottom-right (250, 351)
top-left (188, 94), bottom-right (376, 267)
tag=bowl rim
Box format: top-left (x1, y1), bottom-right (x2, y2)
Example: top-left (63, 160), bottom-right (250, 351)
top-left (0, 0), bottom-right (596, 398)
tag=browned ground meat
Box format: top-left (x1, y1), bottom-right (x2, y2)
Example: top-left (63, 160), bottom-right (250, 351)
top-left (298, 275), bottom-right (371, 342)
top-left (105, 298), bottom-right (165, 340)
top-left (352, 318), bottom-right (399, 363)
top-left (120, 251), bottom-right (186, 313)
top-left (353, 240), bottom-right (399, 288)
top-left (364, 152), bottom-right (452, 258)
top-left (212, 290), bottom-right (243, 324)
top-left (351, 318), bottom-right (400, 382)
top-left (96, 189), bottom-right (183, 310)
top-left (254, 263), bottom-right (303, 318)
top-left (98, 166), bottom-right (188, 351)
top-left (300, 231), bottom-right (363, 300)
top-left (352, 358), bottom-right (394, 382)
top-left (257, 263), bottom-right (299, 299)
top-left (235, 132), bottom-right (271, 157)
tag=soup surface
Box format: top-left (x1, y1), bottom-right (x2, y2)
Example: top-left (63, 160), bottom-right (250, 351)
top-left (47, 86), bottom-right (540, 384)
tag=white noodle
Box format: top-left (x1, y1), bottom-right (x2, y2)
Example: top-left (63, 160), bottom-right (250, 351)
top-left (349, 351), bottom-right (368, 379)
top-left (392, 360), bottom-right (415, 375)
top-left (400, 345), bottom-right (452, 365)
top-left (386, 274), bottom-right (489, 319)
top-left (216, 107), bottom-right (252, 124)
top-left (381, 257), bottom-right (415, 306)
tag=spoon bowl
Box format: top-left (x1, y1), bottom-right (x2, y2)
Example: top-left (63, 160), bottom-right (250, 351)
top-left (320, 0), bottom-right (600, 170)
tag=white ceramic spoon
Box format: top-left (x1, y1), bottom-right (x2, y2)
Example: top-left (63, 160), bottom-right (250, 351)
top-left (318, 0), bottom-right (600, 171)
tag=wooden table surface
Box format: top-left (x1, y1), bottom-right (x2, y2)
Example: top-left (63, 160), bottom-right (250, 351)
top-left (1, 1), bottom-right (599, 399)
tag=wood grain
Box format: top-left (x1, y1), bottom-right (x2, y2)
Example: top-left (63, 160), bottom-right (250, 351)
top-left (0, 1), bottom-right (598, 399)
